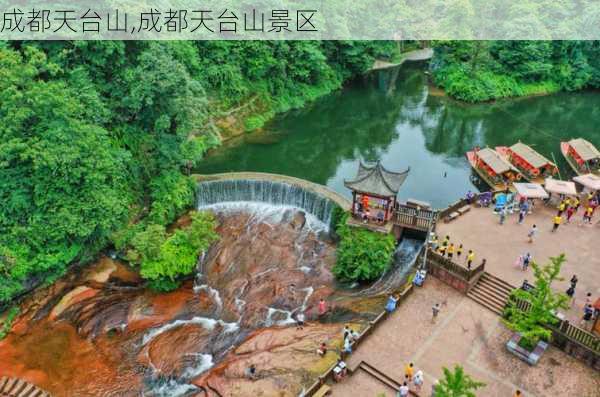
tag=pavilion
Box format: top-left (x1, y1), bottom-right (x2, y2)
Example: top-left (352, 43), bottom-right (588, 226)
top-left (344, 161), bottom-right (410, 224)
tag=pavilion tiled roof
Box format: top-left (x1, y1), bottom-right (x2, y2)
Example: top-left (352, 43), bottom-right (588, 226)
top-left (344, 161), bottom-right (409, 197)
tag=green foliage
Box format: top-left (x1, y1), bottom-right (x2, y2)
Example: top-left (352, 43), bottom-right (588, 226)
top-left (434, 365), bottom-right (485, 397)
top-left (127, 211), bottom-right (219, 291)
top-left (332, 214), bottom-right (395, 282)
top-left (0, 39), bottom-right (395, 303)
top-left (431, 41), bottom-right (600, 102)
top-left (0, 307), bottom-right (20, 340)
top-left (503, 254), bottom-right (570, 349)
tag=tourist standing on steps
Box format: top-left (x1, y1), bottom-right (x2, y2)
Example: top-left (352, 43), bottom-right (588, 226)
top-left (527, 224), bottom-right (537, 243)
top-left (432, 303), bottom-right (440, 322)
top-left (552, 214), bottom-right (562, 232)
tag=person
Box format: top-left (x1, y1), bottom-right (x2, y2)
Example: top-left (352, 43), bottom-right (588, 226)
top-left (413, 369), bottom-right (424, 392)
top-left (349, 328), bottom-right (360, 342)
top-left (570, 275), bottom-right (578, 289)
top-left (385, 294), bottom-right (398, 313)
top-left (552, 214), bottom-right (562, 232)
top-left (442, 235), bottom-right (450, 248)
top-left (404, 362), bottom-right (414, 381)
top-left (296, 311), bottom-right (305, 330)
top-left (513, 390), bottom-right (522, 397)
top-left (581, 304), bottom-right (594, 329)
top-left (518, 208), bottom-right (526, 224)
top-left (430, 234), bottom-right (439, 251)
top-left (566, 285), bottom-right (576, 305)
top-left (245, 364), bottom-right (258, 380)
top-left (456, 243), bottom-right (463, 259)
top-left (527, 224), bottom-right (537, 243)
top-left (499, 206), bottom-right (507, 225)
top-left (466, 250), bottom-right (475, 269)
top-left (343, 325), bottom-right (351, 340)
top-left (431, 380), bottom-right (439, 397)
top-left (514, 254), bottom-right (523, 270)
top-left (466, 190), bottom-right (475, 204)
top-left (583, 206), bottom-right (593, 224)
top-left (557, 200), bottom-right (566, 216)
top-left (377, 210), bottom-right (385, 224)
top-left (566, 205), bottom-right (575, 223)
top-left (343, 335), bottom-right (352, 354)
top-left (438, 244), bottom-right (446, 256)
top-left (574, 196), bottom-right (581, 212)
top-left (316, 342), bottom-right (327, 356)
top-left (432, 303), bottom-right (440, 322)
top-left (447, 243), bottom-right (455, 260)
top-left (398, 381), bottom-right (410, 397)
top-left (318, 298), bottom-right (327, 316)
top-left (522, 253), bottom-right (531, 271)
top-left (585, 292), bottom-right (593, 306)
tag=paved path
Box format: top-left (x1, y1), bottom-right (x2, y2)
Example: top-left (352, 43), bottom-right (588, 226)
top-left (331, 278), bottom-right (599, 397)
top-left (437, 204), bottom-right (600, 324)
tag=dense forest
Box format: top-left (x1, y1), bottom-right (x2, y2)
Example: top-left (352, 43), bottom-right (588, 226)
top-left (0, 40), bottom-right (394, 304)
top-left (431, 41), bottom-right (600, 102)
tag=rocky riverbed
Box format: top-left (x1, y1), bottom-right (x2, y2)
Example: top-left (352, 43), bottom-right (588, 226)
top-left (0, 208), bottom-right (386, 396)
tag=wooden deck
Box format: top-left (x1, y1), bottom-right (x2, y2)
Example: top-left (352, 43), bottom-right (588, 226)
top-left (347, 205), bottom-right (437, 235)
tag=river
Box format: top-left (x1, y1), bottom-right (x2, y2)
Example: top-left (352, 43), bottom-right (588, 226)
top-left (200, 63), bottom-right (600, 208)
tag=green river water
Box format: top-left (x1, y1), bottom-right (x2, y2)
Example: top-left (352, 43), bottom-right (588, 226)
top-left (199, 63), bottom-right (600, 208)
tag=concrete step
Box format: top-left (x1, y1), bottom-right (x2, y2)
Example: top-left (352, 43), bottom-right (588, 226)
top-left (481, 272), bottom-right (515, 294)
top-left (0, 377), bottom-right (50, 397)
top-left (469, 284), bottom-right (508, 309)
top-left (360, 361), bottom-right (401, 390)
top-left (467, 292), bottom-right (504, 315)
top-left (472, 281), bottom-right (510, 301)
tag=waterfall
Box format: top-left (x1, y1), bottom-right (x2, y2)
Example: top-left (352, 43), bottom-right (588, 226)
top-left (196, 179), bottom-right (336, 229)
top-left (356, 238), bottom-right (424, 296)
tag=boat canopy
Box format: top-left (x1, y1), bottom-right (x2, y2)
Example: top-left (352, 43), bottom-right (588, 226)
top-left (569, 138), bottom-right (600, 162)
top-left (476, 148), bottom-right (513, 175)
top-left (544, 178), bottom-right (577, 196)
top-left (573, 173), bottom-right (600, 191)
top-left (513, 182), bottom-right (549, 199)
top-left (510, 142), bottom-right (551, 169)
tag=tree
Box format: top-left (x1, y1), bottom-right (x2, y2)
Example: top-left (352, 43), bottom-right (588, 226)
top-left (434, 365), bottom-right (485, 397)
top-left (128, 211), bottom-right (219, 292)
top-left (332, 213), bottom-right (396, 282)
top-left (503, 254), bottom-right (570, 350)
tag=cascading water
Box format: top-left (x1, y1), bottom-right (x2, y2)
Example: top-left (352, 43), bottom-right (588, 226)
top-left (356, 238), bottom-right (424, 296)
top-left (196, 179), bottom-right (336, 230)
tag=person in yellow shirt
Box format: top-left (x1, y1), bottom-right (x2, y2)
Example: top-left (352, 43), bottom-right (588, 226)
top-left (447, 243), bottom-right (455, 260)
top-left (466, 250), bottom-right (475, 269)
top-left (404, 362), bottom-right (414, 380)
top-left (513, 390), bottom-right (522, 397)
top-left (552, 214), bottom-right (562, 232)
top-left (557, 201), bottom-right (566, 216)
top-left (573, 196), bottom-right (581, 212)
top-left (584, 206), bottom-right (594, 224)
top-left (456, 243), bottom-right (463, 259)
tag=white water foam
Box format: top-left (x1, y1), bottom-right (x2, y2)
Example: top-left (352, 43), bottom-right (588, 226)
top-left (142, 316), bottom-right (239, 346)
top-left (193, 284), bottom-right (223, 314)
top-left (181, 353), bottom-right (215, 379)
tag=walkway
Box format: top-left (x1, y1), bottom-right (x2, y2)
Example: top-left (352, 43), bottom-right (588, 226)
top-left (370, 48), bottom-right (433, 71)
top-left (331, 278), bottom-right (599, 396)
top-left (437, 205), bottom-right (600, 324)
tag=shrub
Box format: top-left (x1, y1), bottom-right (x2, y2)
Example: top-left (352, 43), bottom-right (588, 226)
top-left (333, 217), bottom-right (395, 283)
top-left (0, 307), bottom-right (20, 340)
top-left (434, 365), bottom-right (485, 397)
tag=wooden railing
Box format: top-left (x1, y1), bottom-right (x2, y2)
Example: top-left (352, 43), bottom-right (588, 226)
top-left (393, 205), bottom-right (437, 231)
top-left (425, 249), bottom-right (484, 283)
top-left (507, 296), bottom-right (599, 366)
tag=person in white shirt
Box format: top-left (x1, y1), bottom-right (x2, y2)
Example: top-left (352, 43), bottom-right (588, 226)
top-left (398, 381), bottom-right (410, 397)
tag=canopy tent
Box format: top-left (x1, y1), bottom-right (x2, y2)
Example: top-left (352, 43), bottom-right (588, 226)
top-left (568, 138), bottom-right (600, 162)
top-left (544, 178), bottom-right (577, 196)
top-left (573, 173), bottom-right (600, 191)
top-left (476, 148), bottom-right (513, 174)
top-left (513, 182), bottom-right (549, 199)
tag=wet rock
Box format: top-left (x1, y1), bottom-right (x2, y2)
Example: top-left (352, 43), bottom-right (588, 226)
top-left (49, 286), bottom-right (99, 321)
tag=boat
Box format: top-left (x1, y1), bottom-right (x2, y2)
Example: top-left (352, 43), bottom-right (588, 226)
top-left (496, 142), bottom-right (559, 184)
top-left (466, 147), bottom-right (523, 192)
top-left (560, 138), bottom-right (600, 176)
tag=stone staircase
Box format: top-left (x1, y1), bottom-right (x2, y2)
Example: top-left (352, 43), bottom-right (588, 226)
top-left (0, 377), bottom-right (50, 397)
top-left (467, 272), bottom-right (515, 315)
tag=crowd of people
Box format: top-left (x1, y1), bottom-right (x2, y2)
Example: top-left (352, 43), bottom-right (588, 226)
top-left (551, 191), bottom-right (599, 233)
top-left (430, 233), bottom-right (482, 270)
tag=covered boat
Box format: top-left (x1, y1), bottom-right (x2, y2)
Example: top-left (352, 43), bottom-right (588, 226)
top-left (560, 138), bottom-right (600, 176)
top-left (496, 142), bottom-right (558, 184)
top-left (466, 147), bottom-right (522, 191)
